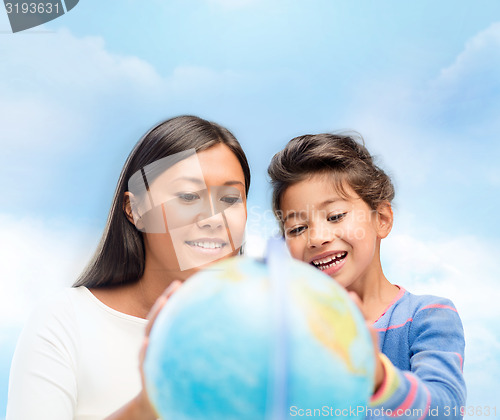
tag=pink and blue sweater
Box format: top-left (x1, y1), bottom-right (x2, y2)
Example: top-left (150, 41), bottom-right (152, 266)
top-left (368, 287), bottom-right (466, 419)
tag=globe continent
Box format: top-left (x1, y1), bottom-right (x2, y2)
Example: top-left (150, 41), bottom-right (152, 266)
top-left (144, 256), bottom-right (374, 419)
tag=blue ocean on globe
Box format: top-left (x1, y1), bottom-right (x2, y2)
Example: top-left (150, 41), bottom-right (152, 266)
top-left (145, 246), bottom-right (374, 420)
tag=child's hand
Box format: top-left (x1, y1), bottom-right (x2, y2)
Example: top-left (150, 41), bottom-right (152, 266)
top-left (137, 281), bottom-right (182, 418)
top-left (348, 292), bottom-right (385, 394)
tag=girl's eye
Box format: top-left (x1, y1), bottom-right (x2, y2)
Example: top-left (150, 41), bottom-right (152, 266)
top-left (220, 195), bottom-right (242, 205)
top-left (287, 226), bottom-right (307, 237)
top-left (328, 212), bottom-right (347, 222)
top-left (178, 192), bottom-right (200, 202)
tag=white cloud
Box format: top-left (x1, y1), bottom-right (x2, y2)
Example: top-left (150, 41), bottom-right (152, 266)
top-left (381, 231), bottom-right (500, 410)
top-left (345, 22), bottom-right (500, 180)
top-left (382, 232), bottom-right (500, 319)
top-left (0, 28), bottom-right (164, 96)
top-left (435, 22), bottom-right (500, 93)
top-left (0, 25), bottom-right (258, 217)
top-left (0, 213), bottom-right (99, 327)
top-left (0, 96), bottom-right (85, 152)
top-left (0, 28), bottom-right (166, 154)
top-left (0, 26), bottom-right (254, 158)
top-left (425, 21), bottom-right (500, 130)
top-left (462, 321), bottom-right (500, 406)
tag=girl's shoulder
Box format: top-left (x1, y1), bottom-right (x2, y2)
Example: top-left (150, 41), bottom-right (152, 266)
top-left (375, 286), bottom-right (462, 331)
top-left (397, 288), bottom-right (460, 316)
top-left (389, 287), bottom-right (464, 336)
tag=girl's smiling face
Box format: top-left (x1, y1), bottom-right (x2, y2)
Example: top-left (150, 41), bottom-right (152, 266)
top-left (280, 174), bottom-right (392, 290)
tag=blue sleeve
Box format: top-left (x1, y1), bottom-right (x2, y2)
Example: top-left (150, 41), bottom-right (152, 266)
top-left (370, 299), bottom-right (466, 419)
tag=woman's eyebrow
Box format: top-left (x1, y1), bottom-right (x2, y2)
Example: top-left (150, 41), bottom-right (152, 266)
top-left (223, 180), bottom-right (245, 187)
top-left (171, 176), bottom-right (205, 185)
top-left (170, 178), bottom-right (244, 188)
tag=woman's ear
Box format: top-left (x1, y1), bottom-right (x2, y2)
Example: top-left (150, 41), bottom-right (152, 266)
top-left (375, 201), bottom-right (393, 239)
top-left (123, 192), bottom-right (143, 229)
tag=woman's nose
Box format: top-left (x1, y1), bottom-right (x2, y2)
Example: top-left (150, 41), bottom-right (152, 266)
top-left (196, 210), bottom-right (224, 230)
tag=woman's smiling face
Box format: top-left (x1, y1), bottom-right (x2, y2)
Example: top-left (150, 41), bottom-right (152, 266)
top-left (131, 144), bottom-right (247, 274)
top-left (280, 174), bottom-right (390, 290)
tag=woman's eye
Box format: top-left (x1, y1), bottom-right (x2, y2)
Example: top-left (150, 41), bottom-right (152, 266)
top-left (220, 195), bottom-right (242, 205)
top-left (328, 212), bottom-right (347, 222)
top-left (287, 226), bottom-right (307, 237)
top-left (178, 192), bottom-right (200, 202)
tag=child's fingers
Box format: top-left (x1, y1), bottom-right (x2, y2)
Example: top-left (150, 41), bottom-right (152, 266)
top-left (145, 280), bottom-right (182, 336)
top-left (347, 291), bottom-right (385, 390)
top-left (139, 337), bottom-right (149, 370)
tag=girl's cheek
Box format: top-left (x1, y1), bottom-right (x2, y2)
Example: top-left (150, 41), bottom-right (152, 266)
top-left (345, 227), bottom-right (368, 241)
top-left (287, 240), bottom-right (303, 260)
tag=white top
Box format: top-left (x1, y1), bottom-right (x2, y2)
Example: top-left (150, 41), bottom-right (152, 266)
top-left (7, 287), bottom-right (148, 420)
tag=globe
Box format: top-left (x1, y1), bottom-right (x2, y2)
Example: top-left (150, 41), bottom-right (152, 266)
top-left (144, 242), bottom-right (374, 420)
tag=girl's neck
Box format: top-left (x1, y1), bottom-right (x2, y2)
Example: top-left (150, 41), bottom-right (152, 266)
top-left (346, 257), bottom-right (399, 323)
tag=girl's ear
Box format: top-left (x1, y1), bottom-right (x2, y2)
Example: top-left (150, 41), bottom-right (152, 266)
top-left (375, 201), bottom-right (393, 239)
top-left (123, 192), bottom-right (144, 229)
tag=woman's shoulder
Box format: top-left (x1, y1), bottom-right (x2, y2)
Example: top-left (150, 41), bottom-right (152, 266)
top-left (19, 288), bottom-right (88, 336)
top-left (25, 287), bottom-right (75, 319)
top-left (30, 286), bottom-right (148, 326)
top-left (12, 288), bottom-right (85, 366)
top-left (27, 287), bottom-right (91, 319)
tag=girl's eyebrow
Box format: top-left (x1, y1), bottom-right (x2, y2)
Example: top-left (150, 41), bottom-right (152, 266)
top-left (283, 211), bottom-right (306, 223)
top-left (283, 198), bottom-right (343, 223)
top-left (319, 198), bottom-right (342, 207)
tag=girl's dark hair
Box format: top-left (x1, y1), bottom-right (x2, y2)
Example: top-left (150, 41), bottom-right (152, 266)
top-left (267, 133), bottom-right (394, 227)
top-left (74, 115), bottom-right (250, 288)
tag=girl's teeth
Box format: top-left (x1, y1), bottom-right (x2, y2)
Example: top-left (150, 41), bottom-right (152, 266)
top-left (312, 252), bottom-right (347, 268)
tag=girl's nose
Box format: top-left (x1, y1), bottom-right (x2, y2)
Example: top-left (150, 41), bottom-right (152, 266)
top-left (307, 224), bottom-right (334, 248)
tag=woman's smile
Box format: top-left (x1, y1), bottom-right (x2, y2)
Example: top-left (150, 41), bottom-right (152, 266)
top-left (185, 238), bottom-right (229, 254)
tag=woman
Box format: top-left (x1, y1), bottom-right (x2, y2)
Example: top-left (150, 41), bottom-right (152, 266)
top-left (7, 115), bottom-right (251, 420)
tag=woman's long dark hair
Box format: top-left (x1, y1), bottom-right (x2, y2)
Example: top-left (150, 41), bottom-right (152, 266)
top-left (74, 116), bottom-right (250, 288)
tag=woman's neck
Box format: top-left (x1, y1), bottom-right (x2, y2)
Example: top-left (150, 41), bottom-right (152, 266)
top-left (89, 265), bottom-right (192, 320)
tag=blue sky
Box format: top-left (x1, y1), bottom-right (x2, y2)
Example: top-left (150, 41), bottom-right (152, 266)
top-left (1, 1), bottom-right (500, 418)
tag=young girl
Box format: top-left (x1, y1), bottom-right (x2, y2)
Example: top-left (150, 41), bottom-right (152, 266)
top-left (268, 133), bottom-right (466, 419)
top-left (7, 115), bottom-right (250, 420)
